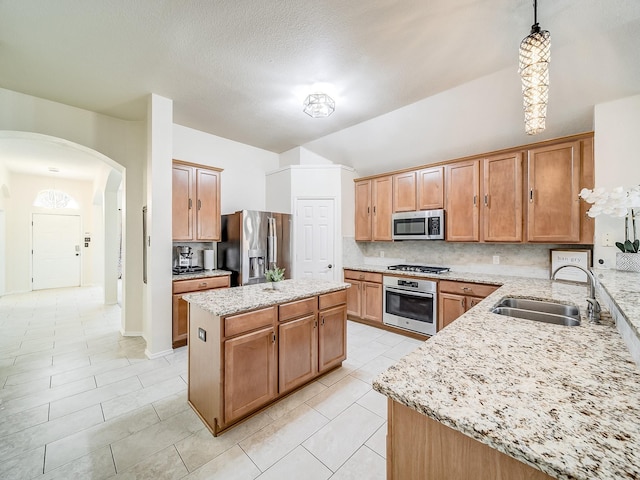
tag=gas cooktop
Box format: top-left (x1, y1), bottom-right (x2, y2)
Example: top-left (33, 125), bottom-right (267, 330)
top-left (387, 264), bottom-right (450, 274)
top-left (173, 266), bottom-right (204, 275)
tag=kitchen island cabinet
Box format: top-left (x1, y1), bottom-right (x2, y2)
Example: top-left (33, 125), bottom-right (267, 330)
top-left (184, 280), bottom-right (349, 436)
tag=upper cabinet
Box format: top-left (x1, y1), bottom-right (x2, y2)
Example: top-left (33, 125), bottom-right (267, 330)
top-left (417, 166), bottom-right (444, 210)
top-left (355, 176), bottom-right (393, 241)
top-left (172, 160), bottom-right (222, 242)
top-left (445, 160), bottom-right (480, 242)
top-left (393, 171), bottom-right (417, 212)
top-left (482, 152), bottom-right (523, 242)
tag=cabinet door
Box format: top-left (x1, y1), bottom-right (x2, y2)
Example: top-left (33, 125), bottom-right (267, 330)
top-left (172, 164), bottom-right (194, 241)
top-left (372, 176), bottom-right (393, 241)
top-left (172, 294), bottom-right (189, 348)
top-left (196, 168), bottom-right (221, 241)
top-left (467, 296), bottom-right (484, 310)
top-left (224, 326), bottom-right (277, 423)
top-left (438, 293), bottom-right (466, 331)
top-left (362, 281), bottom-right (383, 323)
top-left (279, 314), bottom-right (318, 393)
top-left (482, 152), bottom-right (523, 242)
top-left (393, 171), bottom-right (417, 213)
top-left (417, 166), bottom-right (444, 210)
top-left (345, 279), bottom-right (362, 318)
top-left (526, 141), bottom-right (581, 242)
top-left (318, 305), bottom-right (347, 373)
top-left (445, 160), bottom-right (480, 242)
top-left (355, 180), bottom-right (372, 241)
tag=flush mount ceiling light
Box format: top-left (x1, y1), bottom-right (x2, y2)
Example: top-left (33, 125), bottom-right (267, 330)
top-left (518, 0), bottom-right (550, 135)
top-left (303, 93), bottom-right (335, 118)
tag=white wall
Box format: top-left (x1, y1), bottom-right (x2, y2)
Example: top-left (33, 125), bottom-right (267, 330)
top-left (6, 173), bottom-right (95, 292)
top-left (593, 94), bottom-right (640, 268)
top-left (173, 124), bottom-right (279, 214)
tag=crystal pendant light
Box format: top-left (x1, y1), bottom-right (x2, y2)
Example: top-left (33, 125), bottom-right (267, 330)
top-left (518, 0), bottom-right (550, 135)
top-left (303, 93), bottom-right (335, 118)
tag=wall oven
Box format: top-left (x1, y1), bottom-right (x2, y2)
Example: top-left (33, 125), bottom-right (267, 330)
top-left (392, 209), bottom-right (445, 240)
top-left (383, 276), bottom-right (437, 336)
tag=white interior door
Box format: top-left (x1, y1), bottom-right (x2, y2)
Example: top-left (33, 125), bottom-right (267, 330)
top-left (32, 213), bottom-right (81, 290)
top-left (295, 199), bottom-right (335, 280)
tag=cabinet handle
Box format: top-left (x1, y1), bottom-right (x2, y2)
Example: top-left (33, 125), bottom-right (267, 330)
top-left (199, 282), bottom-right (208, 287)
top-left (484, 194), bottom-right (488, 206)
top-left (460, 299), bottom-right (465, 307)
top-left (529, 189), bottom-right (534, 203)
top-left (321, 316), bottom-right (325, 326)
top-left (373, 206), bottom-right (376, 215)
top-left (188, 198), bottom-right (192, 210)
top-left (314, 320), bottom-right (318, 328)
top-left (473, 195), bottom-right (477, 206)
top-left (272, 332), bottom-right (276, 343)
top-left (461, 287), bottom-right (471, 292)
top-left (198, 199), bottom-right (202, 210)
top-left (367, 206), bottom-right (370, 215)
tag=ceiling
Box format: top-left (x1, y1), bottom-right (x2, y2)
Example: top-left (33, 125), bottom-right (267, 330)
top-left (1, 0), bottom-right (639, 177)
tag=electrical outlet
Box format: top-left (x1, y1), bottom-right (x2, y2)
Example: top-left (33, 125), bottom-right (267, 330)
top-left (493, 255), bottom-right (500, 265)
top-left (380, 251), bottom-right (385, 258)
top-left (603, 232), bottom-right (614, 247)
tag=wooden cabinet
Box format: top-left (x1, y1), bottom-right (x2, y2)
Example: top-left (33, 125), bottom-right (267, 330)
top-left (224, 319), bottom-right (278, 424)
top-left (343, 270), bottom-right (383, 324)
top-left (526, 141), bottom-right (581, 242)
top-left (393, 171), bottom-right (417, 212)
top-left (445, 159), bottom-right (480, 241)
top-left (438, 280), bottom-right (498, 330)
top-left (417, 166), bottom-right (444, 210)
top-left (387, 400), bottom-right (554, 480)
top-left (172, 160), bottom-right (222, 241)
top-left (355, 176), bottom-right (393, 241)
top-left (482, 152), bottom-right (523, 242)
top-left (318, 297), bottom-right (347, 373)
top-left (172, 275), bottom-right (230, 348)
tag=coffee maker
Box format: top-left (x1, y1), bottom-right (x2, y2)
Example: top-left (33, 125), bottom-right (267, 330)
top-left (176, 246), bottom-right (193, 268)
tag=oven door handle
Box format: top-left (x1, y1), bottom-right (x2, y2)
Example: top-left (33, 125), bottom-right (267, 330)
top-left (385, 287), bottom-right (435, 298)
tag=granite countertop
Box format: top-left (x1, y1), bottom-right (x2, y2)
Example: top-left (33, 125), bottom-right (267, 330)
top-left (172, 269), bottom-right (231, 281)
top-left (373, 276), bottom-right (640, 480)
top-left (183, 279), bottom-right (350, 317)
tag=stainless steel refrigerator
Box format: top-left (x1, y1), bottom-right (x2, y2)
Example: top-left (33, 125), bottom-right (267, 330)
top-left (217, 210), bottom-right (292, 286)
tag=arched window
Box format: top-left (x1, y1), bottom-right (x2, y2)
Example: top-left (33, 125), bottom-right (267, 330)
top-left (33, 189), bottom-right (80, 209)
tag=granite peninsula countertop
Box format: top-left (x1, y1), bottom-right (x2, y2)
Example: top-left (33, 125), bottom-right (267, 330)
top-left (373, 276), bottom-right (640, 480)
top-left (183, 279), bottom-right (350, 317)
top-left (172, 269), bottom-right (231, 281)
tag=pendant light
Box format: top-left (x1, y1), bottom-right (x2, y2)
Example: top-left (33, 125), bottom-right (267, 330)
top-left (518, 0), bottom-right (550, 135)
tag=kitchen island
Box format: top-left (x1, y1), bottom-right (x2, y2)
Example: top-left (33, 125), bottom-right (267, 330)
top-left (184, 279), bottom-right (350, 435)
top-left (373, 276), bottom-right (640, 480)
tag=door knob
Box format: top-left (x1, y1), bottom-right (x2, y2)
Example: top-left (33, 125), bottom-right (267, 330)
top-left (327, 264), bottom-right (333, 269)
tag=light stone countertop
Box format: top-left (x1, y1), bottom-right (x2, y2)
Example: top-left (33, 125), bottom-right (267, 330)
top-left (172, 269), bottom-right (231, 281)
top-left (371, 273), bottom-right (640, 480)
top-left (183, 279), bottom-right (350, 317)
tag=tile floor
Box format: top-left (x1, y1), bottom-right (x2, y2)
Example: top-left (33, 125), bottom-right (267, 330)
top-left (0, 286), bottom-right (424, 479)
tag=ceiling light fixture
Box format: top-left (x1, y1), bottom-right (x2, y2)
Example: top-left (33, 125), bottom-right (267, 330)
top-left (303, 93), bottom-right (335, 118)
top-left (518, 0), bottom-right (550, 135)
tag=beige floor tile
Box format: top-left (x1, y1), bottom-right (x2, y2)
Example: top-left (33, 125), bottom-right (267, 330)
top-left (137, 362), bottom-right (187, 388)
top-left (356, 388), bottom-right (388, 419)
top-left (184, 445), bottom-right (260, 480)
top-left (348, 341), bottom-right (394, 365)
top-left (108, 445), bottom-right (188, 480)
top-left (373, 330), bottom-right (409, 347)
top-left (45, 405), bottom-right (160, 472)
top-left (351, 355), bottom-right (398, 385)
top-left (101, 376), bottom-right (187, 420)
top-left (49, 375), bottom-right (142, 419)
top-left (151, 389), bottom-right (190, 420)
top-left (256, 445), bottom-right (332, 480)
top-left (94, 357), bottom-right (169, 387)
top-left (365, 423), bottom-right (387, 459)
top-left (50, 357), bottom-right (131, 387)
top-left (0, 376), bottom-right (51, 401)
top-left (175, 411), bottom-right (273, 472)
top-left (264, 380), bottom-right (327, 421)
top-left (239, 403), bottom-right (329, 472)
top-left (110, 407), bottom-right (203, 472)
top-left (0, 446), bottom-right (44, 480)
top-left (40, 445), bottom-right (116, 480)
top-left (302, 404), bottom-right (385, 471)
top-left (315, 359), bottom-right (362, 387)
top-left (0, 404), bottom-right (49, 438)
top-left (305, 375), bottom-right (371, 419)
top-left (330, 446), bottom-right (386, 480)
top-left (381, 338), bottom-right (424, 361)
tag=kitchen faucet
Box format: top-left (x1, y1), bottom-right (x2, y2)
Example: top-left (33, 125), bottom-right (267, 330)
top-left (551, 265), bottom-right (601, 324)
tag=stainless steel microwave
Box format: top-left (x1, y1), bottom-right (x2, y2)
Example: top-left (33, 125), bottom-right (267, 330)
top-left (392, 209), bottom-right (445, 240)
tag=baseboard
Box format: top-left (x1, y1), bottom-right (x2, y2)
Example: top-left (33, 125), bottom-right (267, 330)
top-left (145, 348), bottom-right (174, 359)
top-left (120, 328), bottom-right (144, 337)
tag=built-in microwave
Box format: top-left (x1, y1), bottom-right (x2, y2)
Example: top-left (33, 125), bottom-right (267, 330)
top-left (392, 209), bottom-right (445, 240)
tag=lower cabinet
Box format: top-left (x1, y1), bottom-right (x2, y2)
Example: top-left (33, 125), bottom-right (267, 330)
top-left (438, 280), bottom-right (498, 331)
top-left (318, 303), bottom-right (347, 373)
top-left (279, 299), bottom-right (318, 393)
top-left (343, 269), bottom-right (382, 323)
top-left (172, 275), bottom-right (230, 348)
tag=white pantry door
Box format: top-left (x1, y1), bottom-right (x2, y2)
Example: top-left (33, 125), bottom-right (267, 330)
top-left (32, 214), bottom-right (81, 290)
top-left (295, 199), bottom-right (335, 280)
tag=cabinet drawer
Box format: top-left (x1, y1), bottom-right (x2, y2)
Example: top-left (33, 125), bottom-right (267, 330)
top-left (173, 276), bottom-right (230, 294)
top-left (343, 270), bottom-right (382, 283)
top-left (439, 280), bottom-right (498, 298)
top-left (279, 297), bottom-right (317, 323)
top-left (224, 306), bottom-right (277, 338)
top-left (319, 289), bottom-right (347, 310)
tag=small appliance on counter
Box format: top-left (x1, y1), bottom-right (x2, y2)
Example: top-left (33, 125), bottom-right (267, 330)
top-left (173, 245), bottom-right (205, 275)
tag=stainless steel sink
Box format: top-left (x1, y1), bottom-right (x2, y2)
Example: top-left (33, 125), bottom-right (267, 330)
top-left (491, 297), bottom-right (581, 326)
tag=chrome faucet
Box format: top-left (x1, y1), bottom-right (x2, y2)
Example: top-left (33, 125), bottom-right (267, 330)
top-left (551, 265), bottom-right (601, 324)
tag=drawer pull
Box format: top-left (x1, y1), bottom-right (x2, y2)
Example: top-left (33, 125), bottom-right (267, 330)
top-left (461, 287), bottom-right (471, 291)
top-left (199, 282), bottom-right (208, 287)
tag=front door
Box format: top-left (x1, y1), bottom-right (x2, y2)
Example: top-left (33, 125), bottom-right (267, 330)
top-left (295, 199), bottom-right (335, 280)
top-left (32, 213), bottom-right (81, 290)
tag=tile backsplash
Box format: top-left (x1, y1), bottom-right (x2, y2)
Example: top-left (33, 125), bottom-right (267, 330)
top-left (172, 242), bottom-right (216, 268)
top-left (343, 237), bottom-right (593, 279)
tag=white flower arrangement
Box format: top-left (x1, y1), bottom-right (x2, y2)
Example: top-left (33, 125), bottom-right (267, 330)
top-left (579, 186), bottom-right (640, 253)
